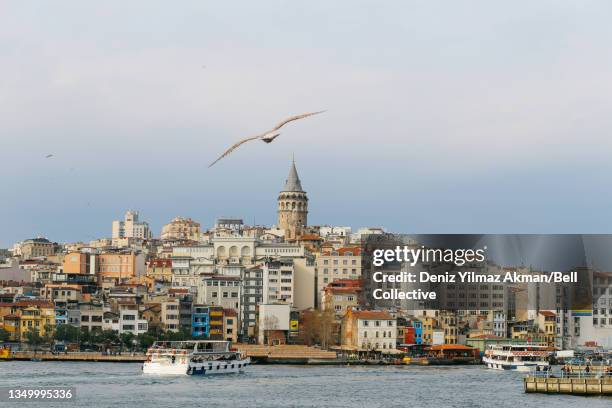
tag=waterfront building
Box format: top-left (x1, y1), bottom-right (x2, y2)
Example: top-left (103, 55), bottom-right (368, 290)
top-left (439, 311), bottom-right (459, 345)
top-left (417, 315), bottom-right (438, 345)
top-left (173, 291), bottom-right (193, 331)
top-left (576, 271), bottom-right (612, 348)
top-left (142, 303), bottom-right (162, 332)
top-left (537, 310), bottom-right (557, 347)
top-left (322, 279), bottom-right (362, 316)
top-left (79, 302), bottom-right (104, 333)
top-left (191, 305), bottom-right (224, 339)
top-left (102, 311), bottom-right (119, 332)
top-left (223, 308), bottom-right (238, 343)
top-left (262, 259), bottom-right (294, 305)
top-left (277, 160), bottom-right (308, 240)
top-left (192, 304), bottom-right (209, 337)
top-left (208, 306), bottom-right (224, 340)
top-left (118, 308), bottom-right (148, 335)
top-left (40, 284), bottom-right (83, 326)
top-left (492, 311), bottom-right (507, 338)
top-left (161, 217), bottom-right (201, 241)
top-left (241, 267), bottom-right (263, 338)
top-left (341, 309), bottom-right (397, 352)
top-left (161, 299), bottom-right (180, 332)
top-left (315, 247), bottom-right (361, 306)
top-left (258, 303), bottom-right (291, 345)
top-left (412, 319), bottom-right (423, 344)
top-left (0, 300), bottom-right (55, 342)
top-left (112, 210), bottom-right (151, 239)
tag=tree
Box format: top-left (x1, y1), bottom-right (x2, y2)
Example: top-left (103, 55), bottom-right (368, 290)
top-left (54, 324), bottom-right (80, 343)
top-left (25, 328), bottom-right (43, 353)
top-left (298, 309), bottom-right (339, 349)
top-left (137, 333), bottom-right (156, 349)
top-left (120, 332), bottom-right (135, 351)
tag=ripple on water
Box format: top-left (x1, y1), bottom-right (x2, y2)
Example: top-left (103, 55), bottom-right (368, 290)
top-left (0, 362), bottom-right (610, 408)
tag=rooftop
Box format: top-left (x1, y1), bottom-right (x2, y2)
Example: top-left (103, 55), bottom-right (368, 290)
top-left (281, 160), bottom-right (304, 192)
top-left (352, 310), bottom-right (393, 320)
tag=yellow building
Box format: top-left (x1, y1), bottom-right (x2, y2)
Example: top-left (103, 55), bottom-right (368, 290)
top-left (223, 309), bottom-right (238, 343)
top-left (439, 311), bottom-right (458, 345)
top-left (537, 311), bottom-right (557, 347)
top-left (418, 316), bottom-right (438, 345)
top-left (146, 258), bottom-right (173, 282)
top-left (0, 301), bottom-right (55, 342)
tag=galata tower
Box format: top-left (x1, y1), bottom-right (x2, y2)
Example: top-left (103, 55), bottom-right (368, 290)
top-left (277, 159), bottom-right (308, 239)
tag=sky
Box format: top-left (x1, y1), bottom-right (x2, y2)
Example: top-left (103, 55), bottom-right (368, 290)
top-left (2, 1), bottom-right (612, 247)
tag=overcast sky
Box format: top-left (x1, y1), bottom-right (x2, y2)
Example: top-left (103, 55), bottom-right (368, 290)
top-left (2, 1), bottom-right (612, 247)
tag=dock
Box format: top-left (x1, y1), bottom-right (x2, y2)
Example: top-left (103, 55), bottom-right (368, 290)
top-left (234, 344), bottom-right (339, 364)
top-left (11, 351), bottom-right (146, 362)
top-left (524, 375), bottom-right (612, 395)
top-left (6, 345), bottom-right (339, 364)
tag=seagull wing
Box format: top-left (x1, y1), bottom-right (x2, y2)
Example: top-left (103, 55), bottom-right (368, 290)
top-left (270, 110), bottom-right (326, 132)
top-left (208, 135), bottom-right (262, 167)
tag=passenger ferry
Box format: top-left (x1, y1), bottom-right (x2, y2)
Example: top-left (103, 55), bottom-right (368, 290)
top-left (483, 344), bottom-right (552, 371)
top-left (142, 340), bottom-right (250, 375)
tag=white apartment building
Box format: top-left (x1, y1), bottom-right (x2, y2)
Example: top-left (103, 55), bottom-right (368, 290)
top-left (196, 275), bottom-right (242, 311)
top-left (262, 260), bottom-right (294, 305)
top-left (344, 310), bottom-right (397, 351)
top-left (118, 309), bottom-right (148, 335)
top-left (112, 210), bottom-right (151, 239)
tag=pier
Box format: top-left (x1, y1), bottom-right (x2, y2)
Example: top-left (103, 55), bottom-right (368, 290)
top-left (234, 344), bottom-right (339, 364)
top-left (6, 345), bottom-right (339, 364)
top-left (524, 374), bottom-right (612, 395)
top-left (11, 351), bottom-right (146, 362)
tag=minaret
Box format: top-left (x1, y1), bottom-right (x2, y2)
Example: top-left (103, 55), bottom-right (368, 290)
top-left (277, 159), bottom-right (308, 239)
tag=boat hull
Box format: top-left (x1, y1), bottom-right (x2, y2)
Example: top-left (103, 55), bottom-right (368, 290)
top-left (483, 356), bottom-right (548, 372)
top-left (143, 358), bottom-right (250, 376)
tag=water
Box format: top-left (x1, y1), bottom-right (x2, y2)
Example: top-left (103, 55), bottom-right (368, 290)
top-left (0, 362), bottom-right (609, 408)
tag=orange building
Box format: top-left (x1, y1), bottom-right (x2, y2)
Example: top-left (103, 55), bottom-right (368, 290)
top-left (62, 251), bottom-right (91, 274)
top-left (98, 252), bottom-right (138, 281)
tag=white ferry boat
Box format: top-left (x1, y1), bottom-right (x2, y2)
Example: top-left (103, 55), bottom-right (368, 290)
top-left (142, 340), bottom-right (250, 375)
top-left (483, 344), bottom-right (552, 371)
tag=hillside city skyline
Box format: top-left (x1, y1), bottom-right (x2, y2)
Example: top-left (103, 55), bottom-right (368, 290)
top-left (5, 2), bottom-right (612, 248)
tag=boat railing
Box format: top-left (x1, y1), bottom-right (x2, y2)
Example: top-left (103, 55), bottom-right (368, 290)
top-left (530, 367), bottom-right (612, 379)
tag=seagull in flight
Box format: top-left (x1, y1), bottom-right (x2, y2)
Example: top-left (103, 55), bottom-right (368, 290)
top-left (208, 110), bottom-right (325, 167)
top-left (44, 154), bottom-right (54, 159)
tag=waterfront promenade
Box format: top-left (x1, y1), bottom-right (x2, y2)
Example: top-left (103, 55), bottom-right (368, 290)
top-left (7, 344), bottom-right (339, 363)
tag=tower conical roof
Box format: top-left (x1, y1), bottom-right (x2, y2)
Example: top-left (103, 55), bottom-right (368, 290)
top-left (282, 160), bottom-right (304, 192)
